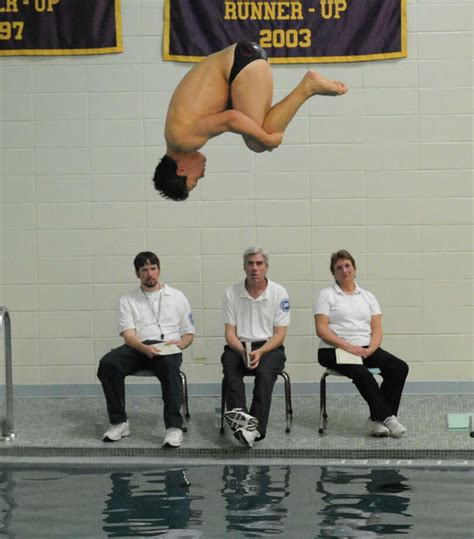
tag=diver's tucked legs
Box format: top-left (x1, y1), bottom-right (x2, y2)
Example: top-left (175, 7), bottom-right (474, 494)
top-left (231, 62), bottom-right (347, 150)
top-left (263, 71), bottom-right (347, 133)
top-left (230, 59), bottom-right (274, 152)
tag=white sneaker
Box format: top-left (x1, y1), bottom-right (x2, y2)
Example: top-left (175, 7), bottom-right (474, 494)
top-left (234, 427), bottom-right (261, 448)
top-left (103, 421), bottom-right (130, 442)
top-left (383, 416), bottom-right (407, 438)
top-left (224, 408), bottom-right (259, 432)
top-left (366, 419), bottom-right (390, 437)
top-left (163, 427), bottom-right (183, 448)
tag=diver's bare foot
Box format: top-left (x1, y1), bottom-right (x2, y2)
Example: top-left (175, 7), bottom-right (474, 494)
top-left (303, 70), bottom-right (348, 96)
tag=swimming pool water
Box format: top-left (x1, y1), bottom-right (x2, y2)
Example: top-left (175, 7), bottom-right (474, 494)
top-left (0, 464), bottom-right (472, 538)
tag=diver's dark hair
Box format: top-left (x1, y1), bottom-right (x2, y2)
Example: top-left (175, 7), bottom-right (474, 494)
top-left (133, 251), bottom-right (160, 273)
top-left (152, 155), bottom-right (189, 201)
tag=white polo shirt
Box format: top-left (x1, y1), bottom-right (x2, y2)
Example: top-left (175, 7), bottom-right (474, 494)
top-left (118, 285), bottom-right (195, 342)
top-left (222, 279), bottom-right (290, 342)
top-left (314, 283), bottom-right (381, 348)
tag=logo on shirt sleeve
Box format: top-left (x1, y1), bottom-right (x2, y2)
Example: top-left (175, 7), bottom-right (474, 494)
top-left (280, 298), bottom-right (290, 313)
top-left (188, 312), bottom-right (195, 326)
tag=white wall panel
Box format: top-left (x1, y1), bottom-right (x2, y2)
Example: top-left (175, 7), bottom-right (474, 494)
top-left (0, 3), bottom-right (472, 388)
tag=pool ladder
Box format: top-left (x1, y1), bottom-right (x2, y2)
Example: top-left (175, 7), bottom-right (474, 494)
top-left (1, 306), bottom-right (15, 442)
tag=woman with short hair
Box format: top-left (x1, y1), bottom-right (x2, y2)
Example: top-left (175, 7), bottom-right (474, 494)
top-left (314, 249), bottom-right (409, 437)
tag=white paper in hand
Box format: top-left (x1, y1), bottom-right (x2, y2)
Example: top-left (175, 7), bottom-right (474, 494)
top-left (244, 341), bottom-right (251, 368)
top-left (335, 348), bottom-right (363, 365)
top-left (154, 342), bottom-right (181, 356)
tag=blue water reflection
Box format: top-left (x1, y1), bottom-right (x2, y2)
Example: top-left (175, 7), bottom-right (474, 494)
top-left (103, 469), bottom-right (203, 537)
top-left (221, 465), bottom-right (290, 536)
top-left (0, 465), bottom-right (472, 537)
top-left (317, 468), bottom-right (411, 537)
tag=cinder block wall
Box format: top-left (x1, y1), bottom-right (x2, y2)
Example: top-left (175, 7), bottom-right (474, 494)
top-left (0, 0), bottom-right (472, 393)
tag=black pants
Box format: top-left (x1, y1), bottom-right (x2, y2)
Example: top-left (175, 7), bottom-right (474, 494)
top-left (97, 344), bottom-right (183, 429)
top-left (221, 343), bottom-right (286, 438)
top-left (318, 347), bottom-right (409, 422)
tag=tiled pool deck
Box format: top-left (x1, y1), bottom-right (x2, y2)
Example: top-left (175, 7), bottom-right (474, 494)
top-left (1, 393), bottom-right (472, 464)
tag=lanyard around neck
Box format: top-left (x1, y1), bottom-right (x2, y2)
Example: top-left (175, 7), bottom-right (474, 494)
top-left (142, 286), bottom-right (164, 341)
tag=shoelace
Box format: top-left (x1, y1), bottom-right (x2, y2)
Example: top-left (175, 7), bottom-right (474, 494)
top-left (225, 410), bottom-right (258, 431)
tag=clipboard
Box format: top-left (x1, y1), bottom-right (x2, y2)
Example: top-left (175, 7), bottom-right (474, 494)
top-left (154, 342), bottom-right (181, 356)
top-left (335, 348), bottom-right (363, 365)
top-left (244, 342), bottom-right (252, 368)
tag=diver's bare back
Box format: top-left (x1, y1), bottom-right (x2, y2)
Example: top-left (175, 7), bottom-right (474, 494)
top-left (165, 46), bottom-right (235, 153)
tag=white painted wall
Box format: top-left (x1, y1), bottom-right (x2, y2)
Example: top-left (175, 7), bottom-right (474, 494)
top-left (0, 0), bottom-right (472, 390)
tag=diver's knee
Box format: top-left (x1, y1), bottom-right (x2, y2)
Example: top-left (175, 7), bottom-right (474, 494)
top-left (243, 136), bottom-right (265, 153)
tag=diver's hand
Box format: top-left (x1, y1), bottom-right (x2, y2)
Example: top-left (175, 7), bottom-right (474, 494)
top-left (264, 132), bottom-right (284, 151)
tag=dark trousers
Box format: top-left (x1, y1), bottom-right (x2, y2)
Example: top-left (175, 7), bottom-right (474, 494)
top-left (97, 344), bottom-right (183, 429)
top-left (318, 347), bottom-right (409, 422)
top-left (221, 343), bottom-right (286, 438)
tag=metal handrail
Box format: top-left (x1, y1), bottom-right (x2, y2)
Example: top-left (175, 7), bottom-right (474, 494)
top-left (0, 306), bottom-right (15, 441)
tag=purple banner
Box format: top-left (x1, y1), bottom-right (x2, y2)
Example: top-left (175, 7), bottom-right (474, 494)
top-left (0, 0), bottom-right (122, 56)
top-left (164, 0), bottom-right (406, 63)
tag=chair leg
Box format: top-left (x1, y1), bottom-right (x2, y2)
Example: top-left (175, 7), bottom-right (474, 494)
top-left (220, 377), bottom-right (226, 435)
top-left (180, 371), bottom-right (190, 418)
top-left (279, 371), bottom-right (292, 433)
top-left (319, 374), bottom-right (328, 434)
top-left (287, 374), bottom-right (293, 417)
top-left (179, 371), bottom-right (189, 433)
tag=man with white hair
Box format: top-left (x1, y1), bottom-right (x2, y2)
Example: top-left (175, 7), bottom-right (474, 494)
top-left (221, 246), bottom-right (290, 447)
